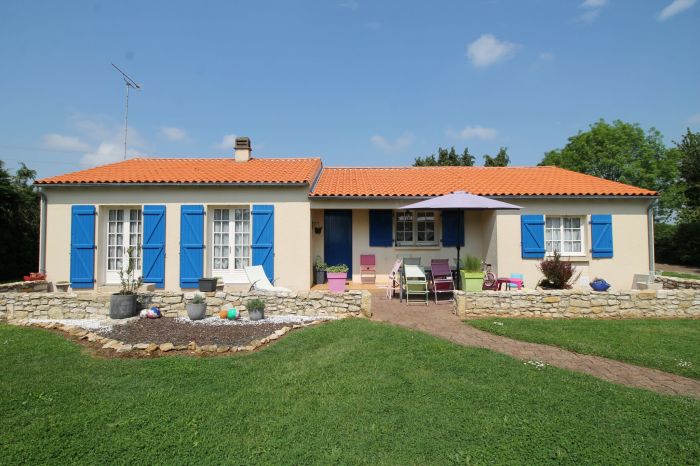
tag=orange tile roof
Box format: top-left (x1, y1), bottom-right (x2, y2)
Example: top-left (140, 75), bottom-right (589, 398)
top-left (36, 157), bottom-right (323, 185)
top-left (310, 166), bottom-right (657, 197)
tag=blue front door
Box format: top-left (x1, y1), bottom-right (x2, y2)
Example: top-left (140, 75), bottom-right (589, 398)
top-left (324, 210), bottom-right (353, 275)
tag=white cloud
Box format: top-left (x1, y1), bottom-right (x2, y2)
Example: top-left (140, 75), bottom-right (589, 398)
top-left (446, 125), bottom-right (499, 140)
top-left (41, 133), bottom-right (91, 152)
top-left (658, 0), bottom-right (696, 20)
top-left (80, 142), bottom-right (144, 167)
top-left (216, 134), bottom-right (238, 150)
top-left (467, 34), bottom-right (519, 68)
top-left (538, 52), bottom-right (555, 61)
top-left (370, 132), bottom-right (415, 152)
top-left (339, 1), bottom-right (359, 10)
top-left (581, 0), bottom-right (607, 8)
top-left (159, 126), bottom-right (188, 141)
top-left (688, 113), bottom-right (700, 126)
top-left (578, 9), bottom-right (600, 23)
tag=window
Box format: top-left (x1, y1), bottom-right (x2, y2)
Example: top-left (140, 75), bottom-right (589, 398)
top-left (106, 208), bottom-right (142, 283)
top-left (545, 216), bottom-right (583, 255)
top-left (394, 210), bottom-right (438, 247)
top-left (212, 208), bottom-right (251, 273)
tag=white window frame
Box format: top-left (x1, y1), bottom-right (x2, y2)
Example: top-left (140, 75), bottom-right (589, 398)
top-left (394, 210), bottom-right (439, 248)
top-left (545, 215), bottom-right (585, 257)
top-left (105, 207), bottom-right (142, 284)
top-left (210, 206), bottom-right (251, 283)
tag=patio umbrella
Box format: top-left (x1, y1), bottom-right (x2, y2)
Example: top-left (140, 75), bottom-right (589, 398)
top-left (399, 191), bottom-right (521, 268)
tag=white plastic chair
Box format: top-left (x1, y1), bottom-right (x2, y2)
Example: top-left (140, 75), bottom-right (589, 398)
top-left (244, 266), bottom-right (290, 292)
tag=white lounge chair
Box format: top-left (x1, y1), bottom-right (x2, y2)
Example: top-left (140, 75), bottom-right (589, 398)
top-left (244, 266), bottom-right (290, 292)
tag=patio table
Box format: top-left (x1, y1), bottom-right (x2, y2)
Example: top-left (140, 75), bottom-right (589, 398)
top-left (496, 277), bottom-right (523, 290)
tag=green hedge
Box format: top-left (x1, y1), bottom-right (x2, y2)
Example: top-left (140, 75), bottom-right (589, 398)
top-left (654, 221), bottom-right (700, 266)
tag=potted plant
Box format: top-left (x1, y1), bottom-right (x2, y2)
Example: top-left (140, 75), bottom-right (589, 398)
top-left (537, 252), bottom-right (580, 289)
top-left (326, 264), bottom-right (349, 293)
top-left (186, 294), bottom-right (207, 320)
top-left (314, 257), bottom-right (327, 285)
top-left (247, 298), bottom-right (266, 321)
top-left (459, 255), bottom-right (484, 292)
top-left (110, 246), bottom-right (143, 319)
top-left (198, 277), bottom-right (218, 292)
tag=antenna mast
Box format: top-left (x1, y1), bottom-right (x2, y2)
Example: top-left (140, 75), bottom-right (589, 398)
top-left (111, 63), bottom-right (141, 160)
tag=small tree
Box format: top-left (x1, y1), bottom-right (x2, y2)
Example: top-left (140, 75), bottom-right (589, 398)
top-left (118, 246), bottom-right (143, 295)
top-left (483, 147), bottom-right (510, 167)
top-left (537, 252), bottom-right (579, 289)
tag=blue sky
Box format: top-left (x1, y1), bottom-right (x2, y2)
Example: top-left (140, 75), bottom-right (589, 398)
top-left (1, 0), bottom-right (698, 179)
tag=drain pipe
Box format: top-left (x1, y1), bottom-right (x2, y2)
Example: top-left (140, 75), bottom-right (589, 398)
top-left (647, 199), bottom-right (656, 280)
top-left (38, 188), bottom-right (47, 274)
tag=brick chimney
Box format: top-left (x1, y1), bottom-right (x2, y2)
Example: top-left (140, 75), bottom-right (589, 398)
top-left (234, 137), bottom-right (251, 162)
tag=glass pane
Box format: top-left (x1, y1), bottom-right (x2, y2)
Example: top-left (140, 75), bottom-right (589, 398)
top-left (572, 241), bottom-right (582, 253)
top-left (214, 209), bottom-right (221, 220)
top-left (563, 241), bottom-right (572, 253)
top-left (234, 209), bottom-right (242, 221)
top-left (572, 229), bottom-right (581, 240)
top-left (214, 246), bottom-right (221, 257)
top-left (564, 229), bottom-right (572, 240)
top-left (222, 210), bottom-right (229, 221)
top-left (222, 233), bottom-right (229, 245)
top-left (571, 218), bottom-right (581, 228)
top-left (221, 258), bottom-right (229, 269)
top-left (222, 222), bottom-right (229, 233)
top-left (213, 258), bottom-right (221, 270)
top-left (116, 210), bottom-right (124, 221)
top-left (222, 246), bottom-right (229, 257)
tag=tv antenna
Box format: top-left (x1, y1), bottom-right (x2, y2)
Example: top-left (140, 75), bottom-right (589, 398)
top-left (111, 63), bottom-right (141, 160)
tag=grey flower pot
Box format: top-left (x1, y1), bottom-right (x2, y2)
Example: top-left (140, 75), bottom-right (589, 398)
top-left (249, 308), bottom-right (265, 321)
top-left (110, 294), bottom-right (138, 319)
top-left (187, 303), bottom-right (207, 321)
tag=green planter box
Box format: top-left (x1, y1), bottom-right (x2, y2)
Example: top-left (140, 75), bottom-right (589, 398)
top-left (460, 271), bottom-right (484, 292)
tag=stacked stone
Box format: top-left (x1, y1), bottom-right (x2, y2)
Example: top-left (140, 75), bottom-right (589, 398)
top-left (0, 280), bottom-right (49, 293)
top-left (655, 275), bottom-right (700, 290)
top-left (0, 289), bottom-right (372, 321)
top-left (454, 289), bottom-right (700, 319)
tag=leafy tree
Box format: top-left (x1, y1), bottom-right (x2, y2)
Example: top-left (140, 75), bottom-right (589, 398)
top-left (540, 119), bottom-right (682, 222)
top-left (677, 129), bottom-right (700, 222)
top-left (0, 161), bottom-right (39, 281)
top-left (483, 147), bottom-right (510, 167)
top-left (414, 147), bottom-right (475, 166)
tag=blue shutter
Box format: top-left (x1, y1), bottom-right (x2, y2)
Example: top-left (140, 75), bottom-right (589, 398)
top-left (369, 210), bottom-right (393, 247)
top-left (591, 214), bottom-right (613, 258)
top-left (70, 205), bottom-right (96, 289)
top-left (180, 205), bottom-right (204, 288)
top-left (252, 205), bottom-right (274, 282)
top-left (142, 205), bottom-right (166, 288)
top-left (441, 211), bottom-right (464, 247)
top-left (521, 215), bottom-right (545, 258)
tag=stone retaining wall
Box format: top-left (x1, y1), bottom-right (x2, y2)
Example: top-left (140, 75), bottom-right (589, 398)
top-left (0, 290), bottom-right (372, 321)
top-left (0, 280), bottom-right (49, 293)
top-left (454, 289), bottom-right (700, 319)
top-left (655, 275), bottom-right (700, 290)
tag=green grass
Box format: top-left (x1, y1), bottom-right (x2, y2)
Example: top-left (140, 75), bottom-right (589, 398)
top-left (661, 270), bottom-right (700, 280)
top-left (1, 321), bottom-right (699, 465)
top-left (467, 319), bottom-right (700, 379)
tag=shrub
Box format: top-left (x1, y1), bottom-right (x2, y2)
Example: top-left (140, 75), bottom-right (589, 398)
top-left (461, 255), bottom-right (482, 273)
top-left (117, 246), bottom-right (143, 295)
top-left (247, 298), bottom-right (265, 312)
top-left (326, 264), bottom-right (349, 273)
top-left (314, 257), bottom-right (327, 271)
top-left (191, 294), bottom-right (205, 304)
top-left (537, 252), bottom-right (579, 289)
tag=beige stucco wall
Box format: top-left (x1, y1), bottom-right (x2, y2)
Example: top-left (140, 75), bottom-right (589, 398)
top-left (42, 185), bottom-right (312, 291)
top-left (494, 198), bottom-right (652, 290)
top-left (310, 197), bottom-right (653, 290)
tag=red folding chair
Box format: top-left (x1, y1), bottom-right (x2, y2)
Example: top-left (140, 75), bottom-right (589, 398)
top-left (360, 254), bottom-right (376, 284)
top-left (429, 259), bottom-right (455, 304)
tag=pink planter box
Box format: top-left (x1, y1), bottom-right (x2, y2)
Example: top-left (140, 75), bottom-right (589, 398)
top-left (327, 272), bottom-right (348, 293)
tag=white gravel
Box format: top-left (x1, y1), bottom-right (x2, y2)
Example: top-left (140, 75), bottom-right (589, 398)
top-left (29, 318), bottom-right (113, 331)
top-left (174, 315), bottom-right (335, 326)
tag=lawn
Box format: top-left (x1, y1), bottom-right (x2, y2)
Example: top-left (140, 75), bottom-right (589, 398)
top-left (1, 320), bottom-right (699, 465)
top-left (467, 319), bottom-right (700, 379)
top-left (661, 270), bottom-right (700, 280)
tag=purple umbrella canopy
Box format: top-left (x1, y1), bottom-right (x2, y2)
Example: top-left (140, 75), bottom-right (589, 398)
top-left (399, 191), bottom-right (521, 210)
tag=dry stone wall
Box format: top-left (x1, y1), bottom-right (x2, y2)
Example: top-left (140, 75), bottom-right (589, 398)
top-left (454, 289), bottom-right (700, 319)
top-left (0, 280), bottom-right (49, 293)
top-left (0, 290), bottom-right (372, 321)
top-left (655, 275), bottom-right (700, 290)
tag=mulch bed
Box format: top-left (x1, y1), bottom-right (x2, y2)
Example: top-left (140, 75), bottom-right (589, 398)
top-left (99, 318), bottom-right (291, 346)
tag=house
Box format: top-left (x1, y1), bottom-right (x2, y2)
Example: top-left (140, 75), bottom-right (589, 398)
top-left (35, 137), bottom-right (657, 292)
